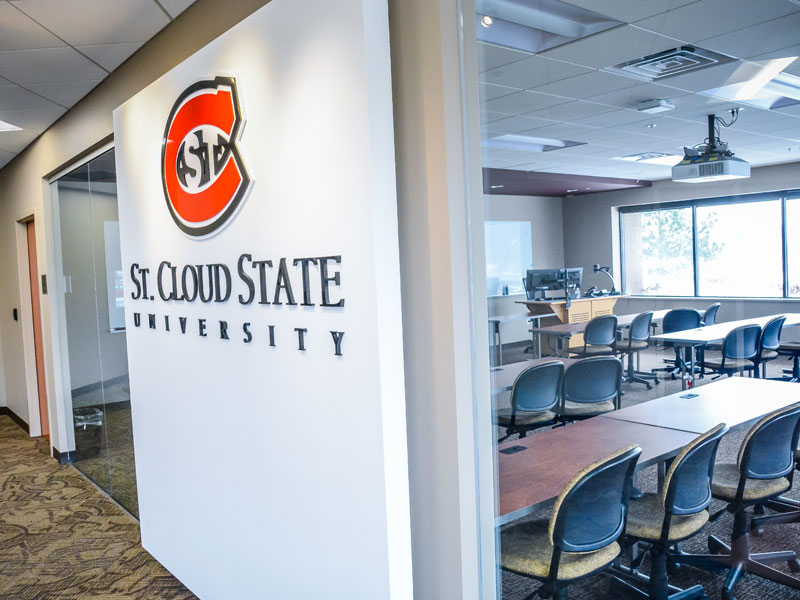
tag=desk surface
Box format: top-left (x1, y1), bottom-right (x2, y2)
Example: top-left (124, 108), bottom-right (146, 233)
top-left (601, 377), bottom-right (800, 434)
top-left (497, 377), bottom-right (800, 525)
top-left (653, 313), bottom-right (800, 345)
top-left (497, 418), bottom-right (697, 525)
top-left (532, 309), bottom-right (670, 337)
top-left (491, 357), bottom-right (577, 395)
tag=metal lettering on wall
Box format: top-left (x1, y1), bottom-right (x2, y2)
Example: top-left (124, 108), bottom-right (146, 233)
top-left (128, 76), bottom-right (345, 356)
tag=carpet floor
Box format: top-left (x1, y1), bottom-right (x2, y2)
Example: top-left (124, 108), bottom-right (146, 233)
top-left (0, 416), bottom-right (196, 600)
top-left (495, 343), bottom-right (800, 599)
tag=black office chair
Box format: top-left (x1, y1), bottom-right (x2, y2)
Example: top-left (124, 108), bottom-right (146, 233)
top-left (701, 303), bottom-right (721, 326)
top-left (618, 311), bottom-right (658, 390)
top-left (653, 309), bottom-right (702, 380)
top-left (501, 445), bottom-right (642, 600)
top-left (778, 341), bottom-right (800, 382)
top-left (754, 316), bottom-right (785, 379)
top-left (496, 361), bottom-right (563, 443)
top-left (613, 424), bottom-right (728, 600)
top-left (671, 403), bottom-right (800, 600)
top-left (702, 324), bottom-right (760, 379)
top-left (559, 356), bottom-right (622, 422)
top-left (569, 314), bottom-right (617, 358)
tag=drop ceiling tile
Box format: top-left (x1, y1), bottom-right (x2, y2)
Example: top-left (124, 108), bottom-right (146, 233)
top-left (480, 55), bottom-right (592, 90)
top-left (481, 110), bottom-right (515, 123)
top-left (477, 42), bottom-right (532, 72)
top-left (0, 85), bottom-right (62, 111)
top-left (159, 0), bottom-right (196, 18)
top-left (532, 70), bottom-right (640, 100)
top-left (0, 149), bottom-right (14, 169)
top-left (612, 115), bottom-right (703, 136)
top-left (540, 25), bottom-right (684, 70)
top-left (568, 127), bottom-right (640, 144)
top-left (483, 115), bottom-right (557, 134)
top-left (480, 82), bottom-right (520, 102)
top-left (773, 104), bottom-right (800, 118)
top-left (730, 110), bottom-right (800, 134)
top-left (26, 80), bottom-right (101, 107)
top-left (635, 0), bottom-right (799, 44)
top-left (754, 45), bottom-right (800, 70)
top-left (11, 0), bottom-right (171, 45)
top-left (0, 127), bottom-right (42, 153)
top-left (556, 0), bottom-right (699, 24)
top-left (585, 82), bottom-right (690, 109)
top-left (77, 42), bottom-right (143, 71)
top-left (0, 106), bottom-right (65, 134)
top-left (0, 2), bottom-right (66, 50)
top-left (517, 122), bottom-right (599, 139)
top-left (775, 127), bottom-right (800, 141)
top-left (697, 13), bottom-right (800, 60)
top-left (0, 47), bottom-right (107, 84)
top-left (483, 90), bottom-right (571, 115)
top-left (571, 108), bottom-right (653, 128)
top-left (524, 100), bottom-right (618, 121)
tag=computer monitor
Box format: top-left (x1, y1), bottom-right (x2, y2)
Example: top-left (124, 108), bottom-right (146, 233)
top-left (524, 268), bottom-right (583, 300)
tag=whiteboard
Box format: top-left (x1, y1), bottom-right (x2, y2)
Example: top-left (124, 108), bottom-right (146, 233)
top-left (103, 221), bottom-right (125, 330)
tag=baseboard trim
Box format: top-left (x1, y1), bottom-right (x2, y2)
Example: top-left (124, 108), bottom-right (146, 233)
top-left (0, 407), bottom-right (30, 434)
top-left (52, 447), bottom-right (76, 465)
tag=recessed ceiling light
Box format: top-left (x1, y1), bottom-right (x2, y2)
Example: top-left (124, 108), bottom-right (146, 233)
top-left (0, 119), bottom-right (22, 132)
top-left (616, 151), bottom-right (683, 166)
top-left (490, 184), bottom-right (504, 189)
top-left (480, 15), bottom-right (493, 27)
top-left (482, 133), bottom-right (585, 153)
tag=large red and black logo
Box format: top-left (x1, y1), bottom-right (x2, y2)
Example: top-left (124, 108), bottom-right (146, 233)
top-left (161, 76), bottom-right (251, 237)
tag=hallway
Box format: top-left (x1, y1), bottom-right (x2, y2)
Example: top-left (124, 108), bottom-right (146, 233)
top-left (0, 417), bottom-right (195, 599)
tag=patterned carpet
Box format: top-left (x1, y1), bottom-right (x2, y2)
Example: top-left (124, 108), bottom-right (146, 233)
top-left (0, 416), bottom-right (197, 600)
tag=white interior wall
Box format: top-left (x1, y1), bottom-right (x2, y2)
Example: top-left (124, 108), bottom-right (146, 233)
top-left (0, 0), bottom-right (270, 451)
top-left (486, 193), bottom-right (565, 342)
top-left (58, 185), bottom-right (128, 391)
top-left (562, 161), bottom-right (800, 335)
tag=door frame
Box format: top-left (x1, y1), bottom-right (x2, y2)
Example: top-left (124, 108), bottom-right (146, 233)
top-left (15, 212), bottom-right (44, 438)
top-left (45, 140), bottom-right (116, 456)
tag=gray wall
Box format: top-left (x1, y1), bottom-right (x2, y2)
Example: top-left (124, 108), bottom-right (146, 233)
top-left (562, 162), bottom-right (800, 337)
top-left (58, 184), bottom-right (128, 391)
top-left (486, 193), bottom-right (565, 342)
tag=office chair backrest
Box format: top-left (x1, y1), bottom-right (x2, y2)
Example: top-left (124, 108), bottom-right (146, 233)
top-left (760, 316), bottom-right (786, 352)
top-left (703, 303), bottom-right (721, 326)
top-left (562, 357), bottom-right (622, 405)
top-left (629, 311), bottom-right (654, 342)
top-left (511, 361), bottom-right (564, 413)
top-left (722, 324), bottom-right (761, 361)
top-left (549, 445), bottom-right (641, 552)
top-left (738, 403), bottom-right (800, 483)
top-left (662, 423), bottom-right (728, 516)
top-left (584, 314), bottom-right (617, 346)
top-left (663, 309), bottom-right (702, 334)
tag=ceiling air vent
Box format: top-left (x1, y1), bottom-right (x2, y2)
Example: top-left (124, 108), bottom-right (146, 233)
top-left (607, 46), bottom-right (734, 81)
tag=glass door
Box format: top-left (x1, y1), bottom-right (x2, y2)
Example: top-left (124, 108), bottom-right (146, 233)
top-left (53, 149), bottom-right (138, 517)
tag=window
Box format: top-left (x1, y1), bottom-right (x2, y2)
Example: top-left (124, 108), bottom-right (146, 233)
top-left (788, 197), bottom-right (800, 298)
top-left (484, 221), bottom-right (532, 295)
top-left (622, 207), bottom-right (694, 296)
top-left (621, 191), bottom-right (798, 298)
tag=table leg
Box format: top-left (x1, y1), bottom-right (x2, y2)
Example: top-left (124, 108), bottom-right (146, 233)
top-left (680, 345), bottom-right (688, 391)
top-left (688, 345), bottom-right (696, 389)
top-left (498, 323), bottom-right (504, 366)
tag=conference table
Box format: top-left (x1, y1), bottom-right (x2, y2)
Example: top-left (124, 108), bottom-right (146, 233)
top-left (490, 356), bottom-right (577, 396)
top-left (652, 313), bottom-right (800, 390)
top-left (496, 377), bottom-right (799, 526)
top-left (533, 309), bottom-right (670, 356)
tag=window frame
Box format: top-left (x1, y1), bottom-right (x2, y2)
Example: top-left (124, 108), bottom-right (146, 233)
top-left (618, 189), bottom-right (800, 299)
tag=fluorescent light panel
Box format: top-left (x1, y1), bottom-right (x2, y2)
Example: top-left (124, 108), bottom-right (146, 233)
top-left (0, 119), bottom-right (21, 132)
top-left (483, 133), bottom-right (584, 152)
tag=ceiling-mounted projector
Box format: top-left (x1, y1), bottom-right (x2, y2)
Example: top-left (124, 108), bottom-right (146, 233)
top-left (672, 112), bottom-right (750, 183)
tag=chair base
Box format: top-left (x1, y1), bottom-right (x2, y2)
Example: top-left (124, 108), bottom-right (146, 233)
top-left (622, 352), bottom-right (658, 389)
top-left (669, 510), bottom-right (800, 600)
top-left (751, 497), bottom-right (800, 548)
top-left (612, 545), bottom-right (709, 600)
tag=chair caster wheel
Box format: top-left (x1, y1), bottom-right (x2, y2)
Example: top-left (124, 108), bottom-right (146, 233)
top-left (751, 526), bottom-right (764, 537)
top-left (646, 384), bottom-right (653, 390)
top-left (709, 537), bottom-right (726, 554)
top-left (654, 378), bottom-right (660, 385)
top-left (789, 559), bottom-right (800, 573)
top-left (667, 561), bottom-right (681, 575)
top-left (670, 374), bottom-right (677, 380)
top-left (753, 504), bottom-right (766, 515)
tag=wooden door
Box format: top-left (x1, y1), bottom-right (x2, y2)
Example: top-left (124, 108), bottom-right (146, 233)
top-left (26, 220), bottom-right (49, 438)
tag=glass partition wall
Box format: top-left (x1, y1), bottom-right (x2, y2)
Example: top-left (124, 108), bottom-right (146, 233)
top-left (466, 1), bottom-right (800, 598)
top-left (52, 149), bottom-right (138, 516)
